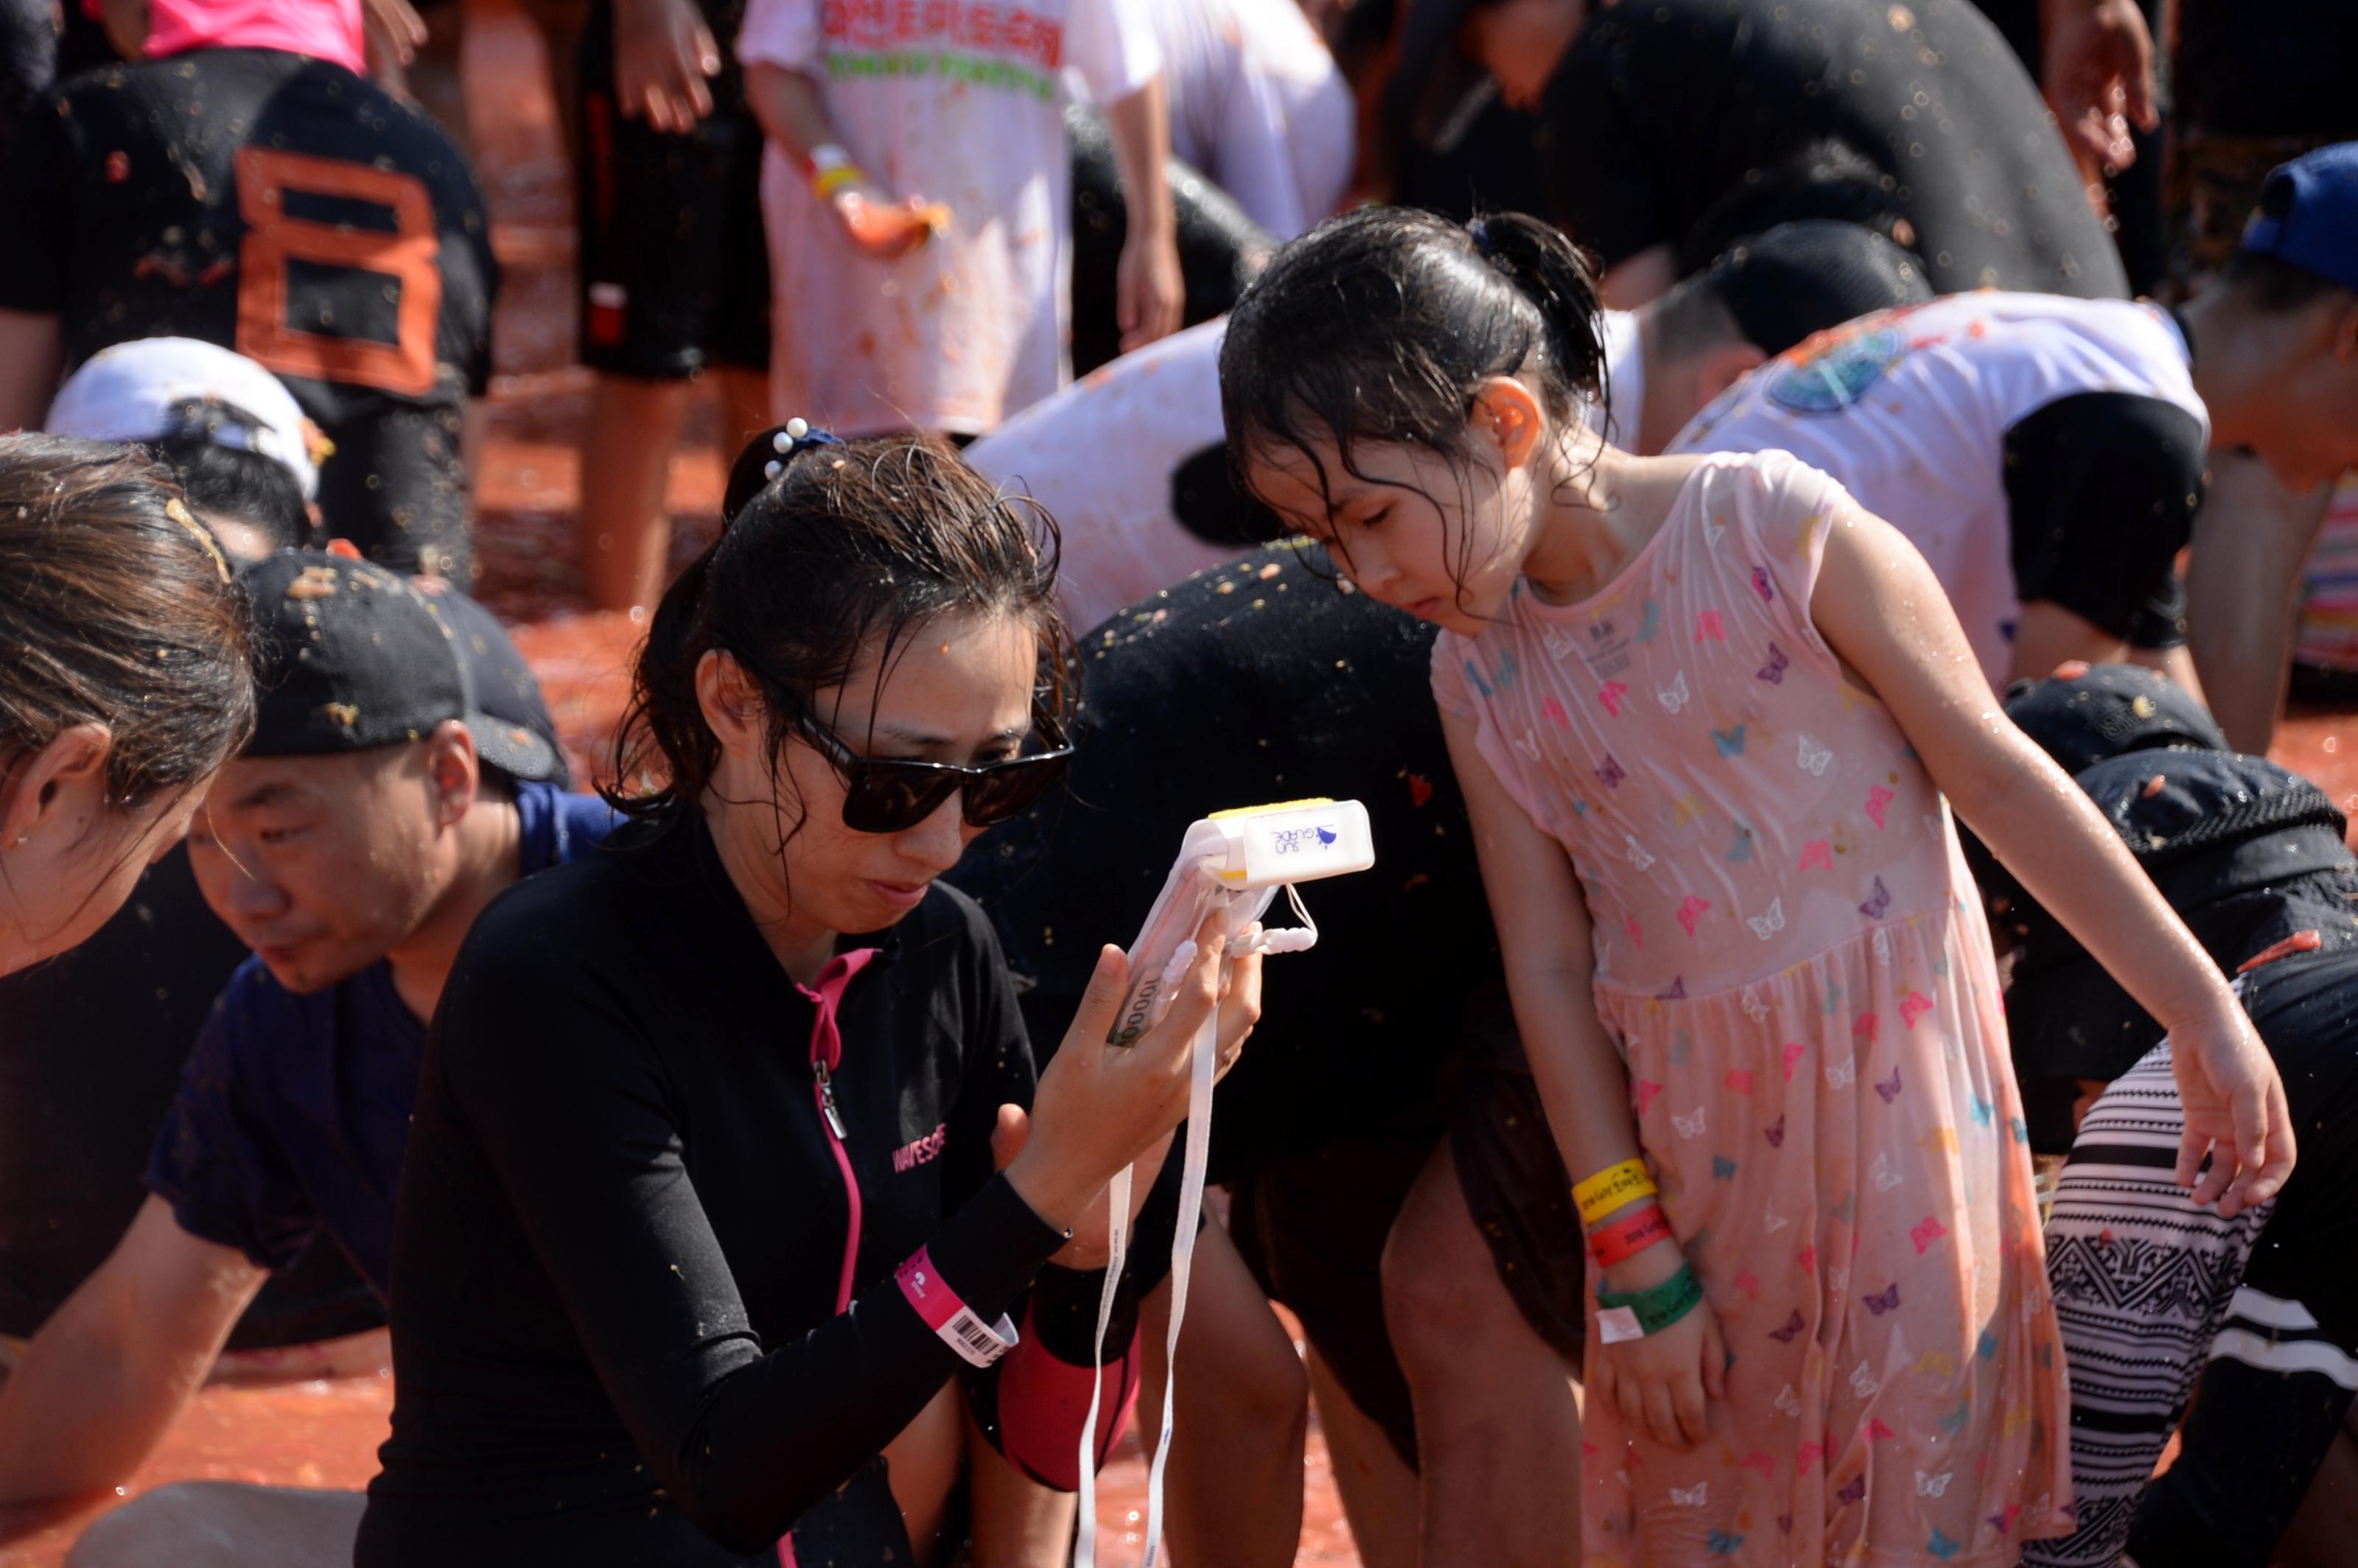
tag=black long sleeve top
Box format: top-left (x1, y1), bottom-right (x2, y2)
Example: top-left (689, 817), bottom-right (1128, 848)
top-left (356, 811), bottom-right (1077, 1565)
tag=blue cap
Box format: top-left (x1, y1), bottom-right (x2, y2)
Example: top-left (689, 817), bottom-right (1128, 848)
top-left (2239, 142), bottom-right (2358, 293)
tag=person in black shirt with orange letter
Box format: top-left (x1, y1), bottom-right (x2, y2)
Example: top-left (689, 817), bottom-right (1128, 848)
top-left (0, 0), bottom-right (496, 581)
top-left (357, 427), bottom-right (1262, 1567)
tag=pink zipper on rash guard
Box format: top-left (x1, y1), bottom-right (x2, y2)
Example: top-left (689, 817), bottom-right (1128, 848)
top-left (800, 948), bottom-right (879, 1315)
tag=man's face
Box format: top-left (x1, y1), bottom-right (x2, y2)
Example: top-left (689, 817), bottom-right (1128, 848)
top-left (2269, 312), bottom-right (2358, 490)
top-left (186, 743), bottom-right (460, 993)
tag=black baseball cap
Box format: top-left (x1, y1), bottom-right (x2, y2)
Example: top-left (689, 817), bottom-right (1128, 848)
top-left (2001, 662), bottom-right (2229, 777)
top-left (239, 550), bottom-right (566, 783)
top-left (1701, 221), bottom-right (1936, 358)
top-left (1998, 750), bottom-right (2358, 1147)
top-left (413, 577), bottom-right (570, 787)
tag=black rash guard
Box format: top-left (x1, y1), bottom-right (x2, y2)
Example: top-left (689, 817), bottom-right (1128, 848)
top-left (357, 810), bottom-right (1119, 1566)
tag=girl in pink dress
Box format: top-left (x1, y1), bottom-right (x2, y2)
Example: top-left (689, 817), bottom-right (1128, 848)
top-left (1219, 209), bottom-right (2295, 1565)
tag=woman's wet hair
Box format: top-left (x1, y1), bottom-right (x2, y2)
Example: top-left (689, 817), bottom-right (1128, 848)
top-left (609, 429), bottom-right (1069, 825)
top-left (0, 433), bottom-right (255, 811)
top-left (1219, 206), bottom-right (1608, 587)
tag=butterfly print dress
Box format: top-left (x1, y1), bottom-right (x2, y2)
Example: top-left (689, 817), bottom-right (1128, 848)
top-left (1432, 452), bottom-right (2071, 1566)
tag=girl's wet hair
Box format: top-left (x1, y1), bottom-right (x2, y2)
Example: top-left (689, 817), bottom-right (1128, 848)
top-left (1220, 206), bottom-right (1611, 524)
top-left (0, 433), bottom-right (255, 812)
top-left (609, 428), bottom-right (1069, 824)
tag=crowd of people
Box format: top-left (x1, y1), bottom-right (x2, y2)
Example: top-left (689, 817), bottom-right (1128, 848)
top-left (1, 0), bottom-right (2354, 1565)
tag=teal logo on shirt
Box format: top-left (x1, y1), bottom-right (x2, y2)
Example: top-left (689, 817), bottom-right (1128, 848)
top-left (1766, 325), bottom-right (1907, 415)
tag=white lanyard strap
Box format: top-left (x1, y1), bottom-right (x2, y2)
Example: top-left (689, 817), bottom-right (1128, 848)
top-left (1075, 883), bottom-right (1318, 1568)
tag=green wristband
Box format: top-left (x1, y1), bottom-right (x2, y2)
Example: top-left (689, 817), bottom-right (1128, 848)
top-left (1596, 1261), bottom-right (1704, 1343)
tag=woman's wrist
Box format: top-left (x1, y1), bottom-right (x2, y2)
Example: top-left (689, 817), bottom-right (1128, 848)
top-left (1001, 1141), bottom-right (1096, 1235)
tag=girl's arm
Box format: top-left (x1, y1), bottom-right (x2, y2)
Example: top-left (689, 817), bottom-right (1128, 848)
top-left (1812, 505), bottom-right (2295, 1216)
top-left (1442, 707), bottom-right (1726, 1450)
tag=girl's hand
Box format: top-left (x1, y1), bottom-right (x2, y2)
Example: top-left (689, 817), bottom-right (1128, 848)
top-left (1005, 911), bottom-right (1261, 1233)
top-left (2169, 1003), bottom-right (2296, 1218)
top-left (1588, 1245), bottom-right (1726, 1452)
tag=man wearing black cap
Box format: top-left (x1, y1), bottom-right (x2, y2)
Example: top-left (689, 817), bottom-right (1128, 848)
top-left (0, 552), bottom-right (615, 1564)
top-left (1981, 665), bottom-right (2358, 1568)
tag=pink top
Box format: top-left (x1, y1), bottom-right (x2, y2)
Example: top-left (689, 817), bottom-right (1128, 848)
top-left (139, 0), bottom-right (367, 76)
top-left (1433, 451), bottom-right (2071, 1564)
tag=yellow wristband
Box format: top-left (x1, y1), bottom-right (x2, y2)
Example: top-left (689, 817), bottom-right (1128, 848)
top-left (1573, 1158), bottom-right (1657, 1225)
top-left (813, 162), bottom-right (867, 200)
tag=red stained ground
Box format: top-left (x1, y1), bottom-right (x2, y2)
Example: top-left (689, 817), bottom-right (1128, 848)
top-left (5, 4), bottom-right (2355, 1564)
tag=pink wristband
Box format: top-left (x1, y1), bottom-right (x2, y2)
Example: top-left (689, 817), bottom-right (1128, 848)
top-left (895, 1247), bottom-right (1018, 1368)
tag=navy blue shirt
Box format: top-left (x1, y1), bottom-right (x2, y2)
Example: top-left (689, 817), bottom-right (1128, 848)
top-left (145, 783), bottom-right (618, 1298)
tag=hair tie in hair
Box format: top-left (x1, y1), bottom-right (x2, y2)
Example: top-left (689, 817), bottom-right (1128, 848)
top-left (1468, 217), bottom-right (1494, 256)
top-left (771, 416), bottom-right (841, 471)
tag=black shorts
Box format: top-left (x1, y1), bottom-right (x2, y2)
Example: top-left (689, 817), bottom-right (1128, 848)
top-left (575, 0), bottom-right (770, 379)
top-left (1228, 987), bottom-right (1587, 1469)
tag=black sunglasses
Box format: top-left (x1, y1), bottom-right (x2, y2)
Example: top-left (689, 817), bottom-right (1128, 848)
top-left (797, 711), bottom-right (1073, 833)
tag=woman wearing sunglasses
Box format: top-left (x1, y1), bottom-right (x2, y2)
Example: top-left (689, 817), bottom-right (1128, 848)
top-left (355, 428), bottom-right (1261, 1568)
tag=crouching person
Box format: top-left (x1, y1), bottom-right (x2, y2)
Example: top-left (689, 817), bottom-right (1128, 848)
top-left (0, 550), bottom-right (612, 1566)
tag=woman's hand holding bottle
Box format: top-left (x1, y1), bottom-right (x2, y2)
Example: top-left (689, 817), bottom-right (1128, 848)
top-left (1002, 910), bottom-right (1262, 1242)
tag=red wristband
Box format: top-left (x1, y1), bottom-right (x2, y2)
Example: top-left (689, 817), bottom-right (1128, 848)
top-left (1588, 1203), bottom-right (1673, 1267)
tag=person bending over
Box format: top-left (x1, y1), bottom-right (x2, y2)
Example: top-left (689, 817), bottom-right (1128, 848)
top-left (0, 435), bottom-right (250, 976)
top-left (4, 352), bottom-right (364, 1371)
top-left (1660, 146), bottom-right (2358, 743)
top-left (0, 550), bottom-right (599, 1568)
top-left (1388, 0), bottom-right (2127, 307)
top-left (44, 337), bottom-right (320, 561)
top-left (353, 430), bottom-right (1260, 1567)
top-left (954, 539), bottom-right (1585, 1568)
top-left (1973, 667), bottom-right (2358, 1568)
top-left (1655, 256), bottom-right (2208, 693)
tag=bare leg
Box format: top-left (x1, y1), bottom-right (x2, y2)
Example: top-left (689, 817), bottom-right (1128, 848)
top-left (2123, 642), bottom-right (2208, 707)
top-left (1303, 1345), bottom-right (1418, 1568)
top-left (66, 1483), bottom-right (363, 1568)
top-left (1381, 1147), bottom-right (1581, 1568)
top-left (2007, 601), bottom-right (2132, 688)
top-left (1136, 1218), bottom-right (1308, 1568)
top-left (578, 374), bottom-right (694, 611)
top-left (962, 1397), bottom-right (1077, 1568)
top-left (882, 1382), bottom-right (964, 1567)
top-left (2276, 1414), bottom-right (2358, 1568)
